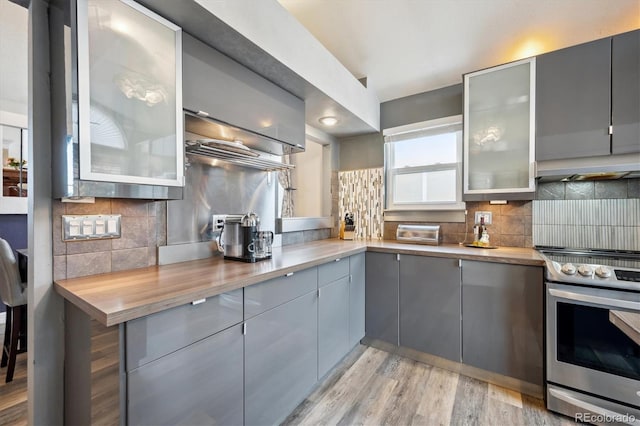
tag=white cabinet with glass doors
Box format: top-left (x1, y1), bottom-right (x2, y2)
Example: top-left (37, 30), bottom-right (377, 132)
top-left (76, 0), bottom-right (183, 187)
top-left (463, 58), bottom-right (536, 200)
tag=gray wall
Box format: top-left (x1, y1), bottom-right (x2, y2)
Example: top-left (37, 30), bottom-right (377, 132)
top-left (339, 133), bottom-right (384, 170)
top-left (338, 83), bottom-right (463, 171)
top-left (380, 83), bottom-right (463, 130)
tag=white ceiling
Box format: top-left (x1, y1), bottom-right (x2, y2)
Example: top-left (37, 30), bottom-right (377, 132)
top-left (278, 0), bottom-right (640, 102)
top-left (0, 1), bottom-right (28, 116)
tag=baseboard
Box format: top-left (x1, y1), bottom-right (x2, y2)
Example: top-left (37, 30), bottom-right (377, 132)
top-left (361, 337), bottom-right (543, 399)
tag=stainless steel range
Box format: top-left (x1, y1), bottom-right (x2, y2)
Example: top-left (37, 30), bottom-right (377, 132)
top-left (538, 247), bottom-right (640, 424)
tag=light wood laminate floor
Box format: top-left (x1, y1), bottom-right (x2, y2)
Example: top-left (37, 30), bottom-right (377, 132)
top-left (0, 330), bottom-right (28, 426)
top-left (284, 345), bottom-right (577, 426)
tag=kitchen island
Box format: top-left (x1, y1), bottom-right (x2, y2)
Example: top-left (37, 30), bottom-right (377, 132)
top-left (55, 239), bottom-right (544, 425)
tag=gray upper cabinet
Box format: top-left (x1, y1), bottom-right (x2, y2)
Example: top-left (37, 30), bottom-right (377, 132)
top-left (349, 253), bottom-right (366, 347)
top-left (128, 323), bottom-right (244, 426)
top-left (318, 276), bottom-right (350, 379)
top-left (461, 261), bottom-right (543, 387)
top-left (536, 38), bottom-right (610, 160)
top-left (399, 255), bottom-right (461, 362)
top-left (245, 291), bottom-right (318, 426)
top-left (611, 30), bottom-right (640, 154)
top-left (537, 32), bottom-right (640, 161)
top-left (182, 34), bottom-right (305, 152)
top-left (365, 252), bottom-right (399, 345)
top-left (77, 0), bottom-right (184, 187)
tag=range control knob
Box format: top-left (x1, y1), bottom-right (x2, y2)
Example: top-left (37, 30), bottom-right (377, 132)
top-left (578, 265), bottom-right (593, 276)
top-left (595, 266), bottom-right (612, 278)
top-left (561, 263), bottom-right (577, 275)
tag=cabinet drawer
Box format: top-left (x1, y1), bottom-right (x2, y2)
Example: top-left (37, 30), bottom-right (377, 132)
top-left (126, 289), bottom-right (243, 370)
top-left (128, 324), bottom-right (244, 426)
top-left (244, 267), bottom-right (317, 319)
top-left (318, 257), bottom-right (350, 287)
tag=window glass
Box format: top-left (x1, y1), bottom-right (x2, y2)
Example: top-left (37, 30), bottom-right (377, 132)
top-left (384, 116), bottom-right (463, 211)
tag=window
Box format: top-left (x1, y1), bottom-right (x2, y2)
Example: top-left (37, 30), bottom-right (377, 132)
top-left (384, 115), bottom-right (464, 211)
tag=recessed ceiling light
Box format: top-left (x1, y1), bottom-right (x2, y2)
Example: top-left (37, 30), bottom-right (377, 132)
top-left (319, 116), bottom-right (339, 126)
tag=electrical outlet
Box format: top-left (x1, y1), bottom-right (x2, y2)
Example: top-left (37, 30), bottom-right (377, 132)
top-left (212, 214), bottom-right (227, 231)
top-left (474, 211), bottom-right (492, 225)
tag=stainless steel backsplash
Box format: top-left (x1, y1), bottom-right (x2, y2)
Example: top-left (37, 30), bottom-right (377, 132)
top-left (167, 162), bottom-right (277, 245)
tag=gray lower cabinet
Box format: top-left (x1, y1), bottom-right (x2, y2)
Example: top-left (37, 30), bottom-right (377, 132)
top-left (399, 255), bottom-right (461, 362)
top-left (365, 252), bottom-right (399, 345)
top-left (461, 260), bottom-right (543, 386)
top-left (318, 276), bottom-right (350, 379)
top-left (126, 289), bottom-right (243, 370)
top-left (127, 324), bottom-right (244, 426)
top-left (244, 291), bottom-right (318, 426)
top-left (349, 253), bottom-right (366, 347)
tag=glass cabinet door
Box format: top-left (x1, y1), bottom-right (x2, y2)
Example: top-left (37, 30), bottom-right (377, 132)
top-left (77, 0), bottom-right (183, 186)
top-left (464, 58), bottom-right (535, 195)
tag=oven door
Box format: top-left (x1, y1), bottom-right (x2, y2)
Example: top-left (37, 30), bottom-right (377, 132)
top-left (547, 282), bottom-right (640, 408)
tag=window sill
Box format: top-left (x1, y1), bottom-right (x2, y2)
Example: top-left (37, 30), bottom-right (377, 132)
top-left (384, 209), bottom-right (466, 223)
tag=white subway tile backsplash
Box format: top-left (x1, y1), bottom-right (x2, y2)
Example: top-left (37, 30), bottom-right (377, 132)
top-left (533, 199), bottom-right (640, 250)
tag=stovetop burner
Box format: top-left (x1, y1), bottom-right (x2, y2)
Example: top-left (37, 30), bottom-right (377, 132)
top-left (536, 246), bottom-right (640, 291)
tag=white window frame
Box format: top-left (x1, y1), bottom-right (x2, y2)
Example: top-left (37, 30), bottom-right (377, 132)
top-left (383, 115), bottom-right (465, 211)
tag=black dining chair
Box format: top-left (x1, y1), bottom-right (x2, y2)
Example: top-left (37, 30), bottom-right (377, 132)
top-left (0, 238), bottom-right (27, 383)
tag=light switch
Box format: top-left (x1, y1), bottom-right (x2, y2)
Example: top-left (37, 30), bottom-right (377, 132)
top-left (62, 215), bottom-right (121, 241)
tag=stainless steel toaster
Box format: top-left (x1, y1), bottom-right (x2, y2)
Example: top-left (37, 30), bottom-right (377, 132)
top-left (396, 224), bottom-right (442, 245)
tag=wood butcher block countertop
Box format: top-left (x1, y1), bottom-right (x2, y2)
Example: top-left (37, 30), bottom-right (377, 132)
top-left (54, 239), bottom-right (544, 326)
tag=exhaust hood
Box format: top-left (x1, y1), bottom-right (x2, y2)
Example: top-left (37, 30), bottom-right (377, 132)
top-left (184, 110), bottom-right (301, 157)
top-left (536, 153), bottom-right (640, 182)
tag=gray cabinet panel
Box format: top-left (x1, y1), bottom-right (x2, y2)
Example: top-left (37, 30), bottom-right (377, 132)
top-left (536, 38), bottom-right (611, 161)
top-left (128, 324), bottom-right (243, 426)
top-left (365, 252), bottom-right (399, 345)
top-left (318, 276), bottom-right (350, 378)
top-left (318, 257), bottom-right (350, 287)
top-left (462, 261), bottom-right (543, 386)
top-left (245, 291), bottom-right (318, 426)
top-left (244, 267), bottom-right (317, 319)
top-left (126, 289), bottom-right (242, 370)
top-left (612, 30), bottom-right (640, 154)
top-left (349, 253), bottom-right (366, 347)
top-left (182, 34), bottom-right (305, 149)
top-left (399, 255), bottom-right (461, 362)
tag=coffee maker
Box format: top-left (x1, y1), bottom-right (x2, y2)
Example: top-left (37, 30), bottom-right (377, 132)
top-left (217, 212), bottom-right (273, 262)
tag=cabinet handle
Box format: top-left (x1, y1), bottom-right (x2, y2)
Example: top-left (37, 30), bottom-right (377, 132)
top-left (458, 259), bottom-right (462, 268)
top-left (196, 110), bottom-right (210, 118)
top-left (335, 258), bottom-right (341, 262)
top-left (318, 288), bottom-right (321, 298)
top-left (608, 125), bottom-right (613, 135)
top-left (191, 298), bottom-right (206, 306)
top-left (242, 323), bottom-right (247, 335)
top-left (349, 274), bottom-right (353, 283)
top-left (396, 253), bottom-right (400, 261)
top-left (285, 272), bottom-right (294, 277)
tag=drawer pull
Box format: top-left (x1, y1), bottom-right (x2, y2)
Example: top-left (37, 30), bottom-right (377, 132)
top-left (285, 272), bottom-right (294, 277)
top-left (191, 298), bottom-right (206, 306)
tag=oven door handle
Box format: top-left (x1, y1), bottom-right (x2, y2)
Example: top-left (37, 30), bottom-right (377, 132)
top-left (548, 288), bottom-right (640, 311)
top-left (548, 387), bottom-right (640, 426)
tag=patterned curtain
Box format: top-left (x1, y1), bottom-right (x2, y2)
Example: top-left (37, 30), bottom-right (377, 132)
top-left (278, 155), bottom-right (294, 218)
